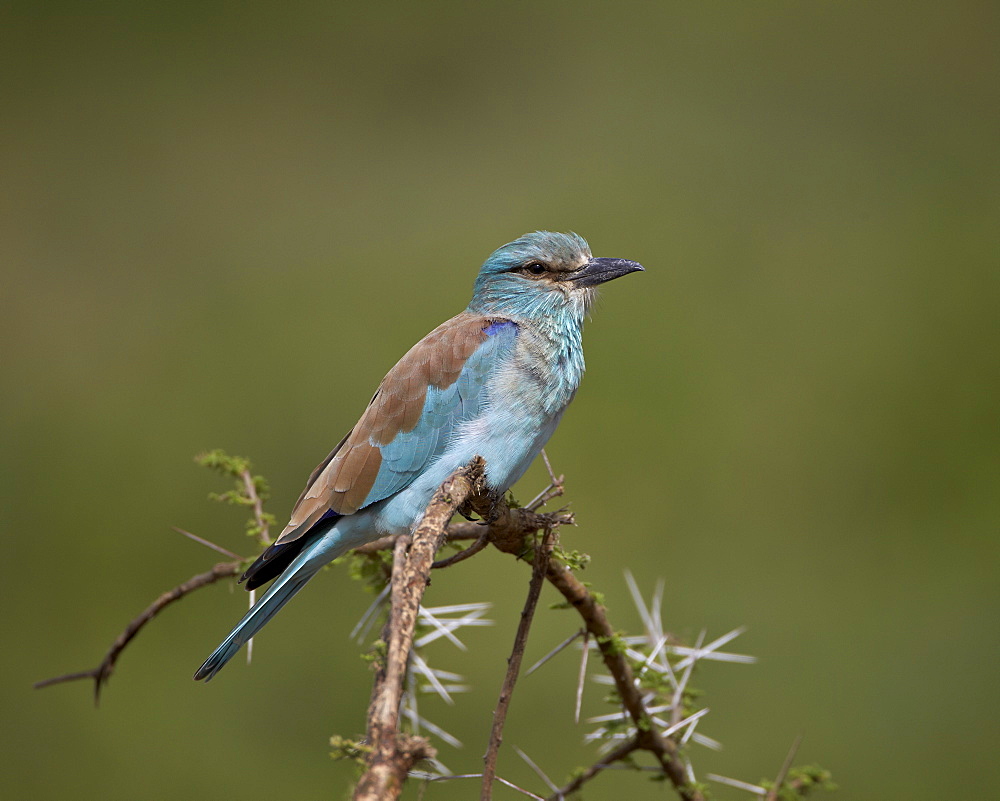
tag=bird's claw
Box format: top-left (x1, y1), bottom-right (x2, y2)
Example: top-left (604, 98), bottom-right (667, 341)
top-left (477, 492), bottom-right (507, 525)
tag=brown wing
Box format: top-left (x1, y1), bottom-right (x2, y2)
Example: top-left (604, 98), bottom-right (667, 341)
top-left (274, 311), bottom-right (509, 545)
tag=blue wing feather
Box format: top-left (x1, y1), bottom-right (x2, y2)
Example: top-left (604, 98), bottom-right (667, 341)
top-left (359, 322), bottom-right (517, 508)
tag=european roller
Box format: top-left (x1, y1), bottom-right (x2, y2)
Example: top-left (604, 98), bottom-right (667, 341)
top-left (194, 231), bottom-right (643, 680)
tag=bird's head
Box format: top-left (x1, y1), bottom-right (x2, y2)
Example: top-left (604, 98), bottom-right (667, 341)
top-left (468, 231), bottom-right (644, 322)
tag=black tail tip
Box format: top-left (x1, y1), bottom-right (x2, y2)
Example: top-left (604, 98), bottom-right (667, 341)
top-left (193, 659), bottom-right (218, 682)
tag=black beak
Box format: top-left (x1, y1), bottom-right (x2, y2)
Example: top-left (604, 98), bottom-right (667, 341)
top-left (569, 257), bottom-right (645, 287)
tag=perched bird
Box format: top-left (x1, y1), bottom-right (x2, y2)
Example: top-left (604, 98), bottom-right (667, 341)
top-left (194, 231), bottom-right (643, 681)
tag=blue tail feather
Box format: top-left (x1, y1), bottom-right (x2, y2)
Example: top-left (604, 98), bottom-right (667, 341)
top-left (194, 530), bottom-right (342, 681)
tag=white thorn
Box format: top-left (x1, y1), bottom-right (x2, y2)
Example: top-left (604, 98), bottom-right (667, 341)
top-left (575, 632), bottom-right (590, 724)
top-left (513, 746), bottom-right (560, 794)
top-left (350, 584), bottom-right (391, 642)
top-left (526, 630), bottom-right (583, 676)
top-left (706, 774), bottom-right (768, 795)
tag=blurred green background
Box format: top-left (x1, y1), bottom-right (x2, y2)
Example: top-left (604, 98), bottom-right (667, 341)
top-left (4, 2), bottom-right (998, 799)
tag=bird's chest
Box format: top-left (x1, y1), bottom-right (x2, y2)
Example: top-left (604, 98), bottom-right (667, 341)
top-left (495, 328), bottom-right (584, 421)
top-left (468, 328), bottom-right (581, 482)
top-left (443, 324), bottom-right (584, 493)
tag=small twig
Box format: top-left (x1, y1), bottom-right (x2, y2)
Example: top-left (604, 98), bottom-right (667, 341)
top-left (481, 527), bottom-right (555, 800)
top-left (524, 450), bottom-right (565, 512)
top-left (524, 484), bottom-right (565, 513)
top-left (765, 734), bottom-right (803, 801)
top-left (353, 525), bottom-right (485, 557)
top-left (240, 468), bottom-right (270, 546)
top-left (521, 450), bottom-right (563, 512)
top-left (432, 531), bottom-right (490, 569)
top-left (545, 737), bottom-right (642, 801)
top-left (450, 512), bottom-right (573, 542)
top-left (34, 560), bottom-right (242, 703)
top-left (540, 449), bottom-right (558, 485)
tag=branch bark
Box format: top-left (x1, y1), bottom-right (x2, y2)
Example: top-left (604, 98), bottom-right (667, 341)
top-left (353, 457), bottom-right (487, 801)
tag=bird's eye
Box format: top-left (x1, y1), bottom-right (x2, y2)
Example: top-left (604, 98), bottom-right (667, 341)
top-left (522, 262), bottom-right (546, 276)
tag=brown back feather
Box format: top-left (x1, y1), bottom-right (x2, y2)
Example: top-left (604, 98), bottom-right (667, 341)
top-left (275, 312), bottom-right (505, 544)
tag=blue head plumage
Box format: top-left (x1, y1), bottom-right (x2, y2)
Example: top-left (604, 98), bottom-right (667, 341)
top-left (468, 231), bottom-right (642, 323)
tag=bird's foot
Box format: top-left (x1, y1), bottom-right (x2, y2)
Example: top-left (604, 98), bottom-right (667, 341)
top-left (476, 491), bottom-right (509, 526)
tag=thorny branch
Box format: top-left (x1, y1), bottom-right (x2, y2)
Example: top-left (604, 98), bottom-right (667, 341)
top-left (34, 560), bottom-right (242, 703)
top-left (482, 517), bottom-right (704, 801)
top-left (481, 526), bottom-right (555, 799)
top-left (36, 450), bottom-right (815, 801)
